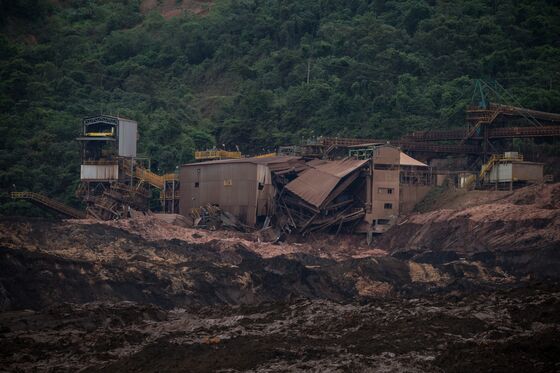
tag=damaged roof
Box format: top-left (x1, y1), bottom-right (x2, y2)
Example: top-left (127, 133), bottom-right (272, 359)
top-left (399, 152), bottom-right (428, 167)
top-left (285, 158), bottom-right (369, 208)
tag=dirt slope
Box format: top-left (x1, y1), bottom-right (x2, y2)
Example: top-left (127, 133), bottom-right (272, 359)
top-left (378, 183), bottom-right (560, 278)
top-left (0, 216), bottom-right (520, 312)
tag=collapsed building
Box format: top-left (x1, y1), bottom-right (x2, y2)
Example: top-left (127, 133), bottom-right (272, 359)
top-left (11, 88), bottom-right (557, 229)
top-left (179, 144), bottom-right (433, 235)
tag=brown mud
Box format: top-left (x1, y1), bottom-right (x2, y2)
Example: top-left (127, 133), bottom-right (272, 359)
top-left (1, 184), bottom-right (559, 371)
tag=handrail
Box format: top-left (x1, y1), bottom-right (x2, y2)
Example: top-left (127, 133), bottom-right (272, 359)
top-left (194, 150), bottom-right (242, 160)
top-left (479, 153), bottom-right (523, 179)
top-left (11, 192), bottom-right (86, 219)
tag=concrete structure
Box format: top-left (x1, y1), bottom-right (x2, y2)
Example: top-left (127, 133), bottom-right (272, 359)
top-left (362, 145), bottom-right (432, 233)
top-left (485, 161), bottom-right (544, 184)
top-left (180, 156), bottom-right (303, 226)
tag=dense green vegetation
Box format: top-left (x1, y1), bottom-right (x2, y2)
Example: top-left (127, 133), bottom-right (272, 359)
top-left (1, 0), bottom-right (559, 214)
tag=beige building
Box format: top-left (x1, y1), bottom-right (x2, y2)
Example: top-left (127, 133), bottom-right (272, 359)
top-left (180, 147), bottom-right (433, 234)
top-left (484, 160), bottom-right (543, 185)
top-left (179, 156), bottom-right (303, 225)
top-left (364, 145), bottom-right (431, 233)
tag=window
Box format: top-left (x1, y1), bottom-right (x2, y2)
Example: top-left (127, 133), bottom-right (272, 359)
top-left (377, 219), bottom-right (391, 225)
top-left (384, 203), bottom-right (392, 209)
top-left (194, 182), bottom-right (199, 188)
top-left (258, 182), bottom-right (264, 190)
top-left (378, 187), bottom-right (393, 194)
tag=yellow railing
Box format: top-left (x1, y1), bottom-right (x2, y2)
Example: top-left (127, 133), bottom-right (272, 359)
top-left (194, 150), bottom-right (242, 160)
top-left (11, 192), bottom-right (86, 219)
top-left (133, 167), bottom-right (177, 189)
top-left (85, 132), bottom-right (114, 137)
top-left (480, 153), bottom-right (523, 179)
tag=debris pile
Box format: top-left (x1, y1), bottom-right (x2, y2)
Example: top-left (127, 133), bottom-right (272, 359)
top-left (189, 203), bottom-right (248, 231)
top-left (274, 158), bottom-right (369, 235)
top-left (378, 183), bottom-right (560, 278)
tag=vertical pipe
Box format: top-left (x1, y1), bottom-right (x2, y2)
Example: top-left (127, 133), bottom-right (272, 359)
top-left (171, 180), bottom-right (175, 214)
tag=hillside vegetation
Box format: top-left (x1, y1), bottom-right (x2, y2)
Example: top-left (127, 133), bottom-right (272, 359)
top-left (1, 0), bottom-right (559, 213)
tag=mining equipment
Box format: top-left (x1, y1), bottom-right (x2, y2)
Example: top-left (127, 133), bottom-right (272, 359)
top-left (75, 115), bottom-right (179, 219)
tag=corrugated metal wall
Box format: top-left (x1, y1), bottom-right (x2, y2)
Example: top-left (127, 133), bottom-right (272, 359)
top-left (179, 162), bottom-right (275, 225)
top-left (80, 165), bottom-right (119, 180)
top-left (512, 163), bottom-right (544, 182)
top-left (118, 118), bottom-right (137, 157)
top-left (486, 163), bottom-right (513, 182)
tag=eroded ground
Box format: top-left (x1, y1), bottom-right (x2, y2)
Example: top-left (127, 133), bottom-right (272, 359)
top-left (1, 287), bottom-right (559, 372)
top-left (1, 184), bottom-right (559, 371)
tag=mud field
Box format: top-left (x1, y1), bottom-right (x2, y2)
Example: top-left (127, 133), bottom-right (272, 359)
top-left (1, 184), bottom-right (559, 372)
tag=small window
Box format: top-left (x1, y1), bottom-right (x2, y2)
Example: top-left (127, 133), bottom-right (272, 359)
top-left (258, 182), bottom-right (264, 190)
top-left (194, 182), bottom-right (199, 188)
top-left (378, 187), bottom-right (394, 194)
top-left (384, 203), bottom-right (392, 209)
top-left (377, 219), bottom-right (391, 225)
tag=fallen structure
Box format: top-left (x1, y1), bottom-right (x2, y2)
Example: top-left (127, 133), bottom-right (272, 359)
top-left (179, 145), bottom-right (434, 236)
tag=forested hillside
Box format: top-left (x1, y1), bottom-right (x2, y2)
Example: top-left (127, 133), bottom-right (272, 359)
top-left (1, 0), bottom-right (559, 214)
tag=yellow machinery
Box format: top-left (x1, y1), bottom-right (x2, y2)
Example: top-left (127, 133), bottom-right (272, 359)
top-left (479, 152), bottom-right (523, 179)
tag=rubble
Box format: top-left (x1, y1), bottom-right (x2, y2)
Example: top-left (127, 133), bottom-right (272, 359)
top-left (275, 158), bottom-right (369, 235)
top-left (0, 183), bottom-right (559, 371)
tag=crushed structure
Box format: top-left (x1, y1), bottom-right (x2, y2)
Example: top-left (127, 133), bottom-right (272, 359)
top-left (179, 144), bottom-right (433, 235)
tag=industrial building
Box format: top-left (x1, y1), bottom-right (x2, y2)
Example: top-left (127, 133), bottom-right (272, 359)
top-left (75, 115), bottom-right (179, 219)
top-left (179, 144), bottom-right (433, 234)
top-left (10, 91), bottom-right (558, 233)
top-left (479, 152), bottom-right (544, 189)
top-left (180, 156), bottom-right (305, 226)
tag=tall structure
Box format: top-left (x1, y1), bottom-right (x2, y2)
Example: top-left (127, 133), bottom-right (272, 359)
top-left (75, 115), bottom-right (150, 220)
top-left (360, 145), bottom-right (432, 233)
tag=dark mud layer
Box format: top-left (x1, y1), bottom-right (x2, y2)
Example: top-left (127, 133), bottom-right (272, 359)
top-left (0, 285), bottom-right (558, 372)
top-left (0, 218), bottom-right (547, 312)
top-left (1, 211), bottom-right (559, 372)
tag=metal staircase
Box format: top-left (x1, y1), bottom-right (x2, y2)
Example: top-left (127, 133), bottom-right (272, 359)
top-left (479, 153), bottom-right (524, 180)
top-left (11, 192), bottom-right (86, 219)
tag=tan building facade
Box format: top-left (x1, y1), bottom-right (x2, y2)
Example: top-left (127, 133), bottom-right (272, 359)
top-left (363, 145), bottom-right (432, 233)
top-left (179, 157), bottom-right (302, 226)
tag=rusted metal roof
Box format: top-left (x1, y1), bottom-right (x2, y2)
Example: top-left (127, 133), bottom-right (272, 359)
top-left (183, 156), bottom-right (302, 167)
top-left (285, 158), bottom-right (369, 208)
top-left (399, 152), bottom-right (428, 167)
